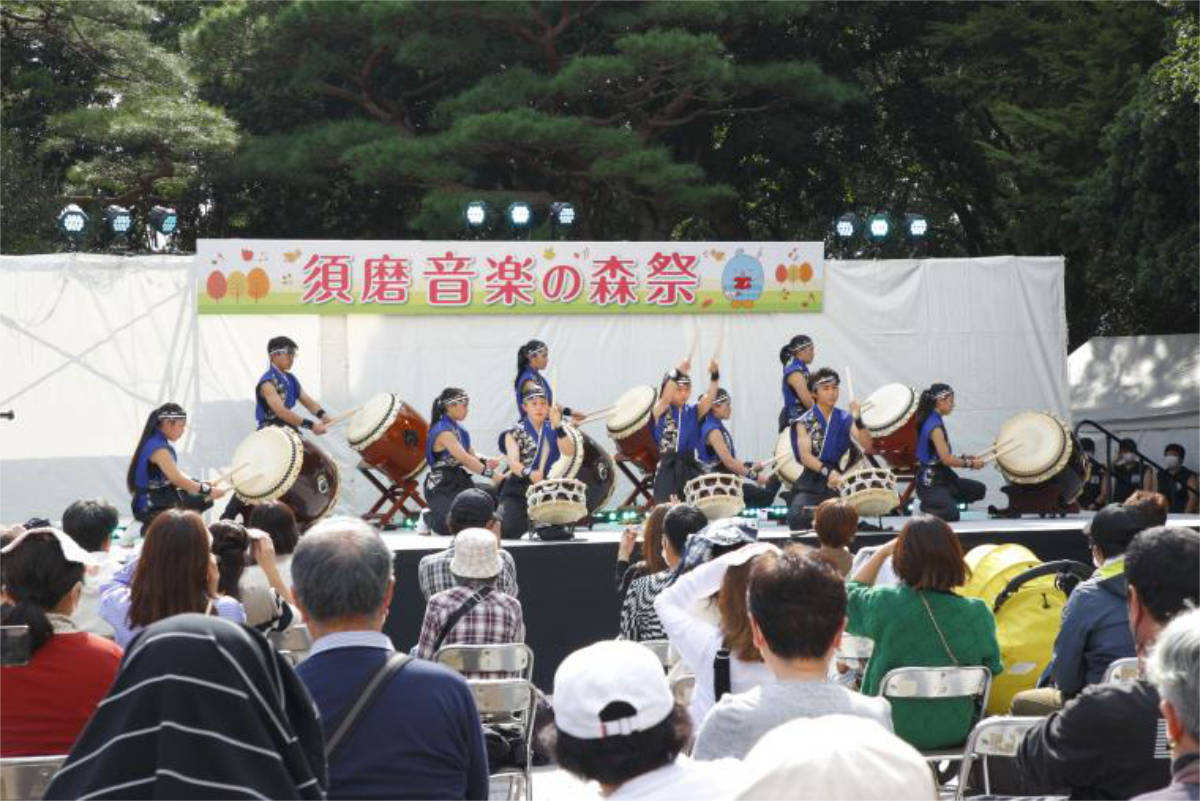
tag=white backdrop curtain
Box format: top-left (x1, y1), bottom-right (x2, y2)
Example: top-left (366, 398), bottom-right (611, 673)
top-left (1, 253), bottom-right (1067, 523)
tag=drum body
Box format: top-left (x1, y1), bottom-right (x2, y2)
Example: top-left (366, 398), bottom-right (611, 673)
top-left (548, 427), bottom-right (616, 517)
top-left (607, 385), bottom-right (660, 473)
top-left (527, 478), bottom-right (588, 525)
top-left (840, 467), bottom-right (900, 517)
top-left (995, 411), bottom-right (1088, 504)
top-left (861, 384), bottom-right (919, 469)
top-left (684, 473), bottom-right (745, 520)
top-left (232, 427), bottom-right (340, 529)
top-left (347, 393), bottom-right (429, 484)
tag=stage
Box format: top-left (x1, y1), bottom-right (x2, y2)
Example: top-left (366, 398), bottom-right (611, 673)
top-left (381, 512), bottom-right (1200, 689)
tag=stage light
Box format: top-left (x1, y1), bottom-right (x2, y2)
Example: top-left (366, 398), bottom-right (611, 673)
top-left (550, 202), bottom-right (575, 227)
top-left (105, 205), bottom-right (132, 235)
top-left (906, 214), bottom-right (929, 239)
top-left (507, 202), bottom-right (532, 228)
top-left (835, 213), bottom-right (858, 239)
top-left (464, 201), bottom-right (487, 228)
top-left (57, 204), bottom-right (89, 239)
top-left (147, 205), bottom-right (178, 235)
top-left (866, 213), bottom-right (891, 242)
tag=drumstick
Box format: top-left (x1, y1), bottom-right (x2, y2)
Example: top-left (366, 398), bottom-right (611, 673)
top-left (211, 462), bottom-right (251, 486)
top-left (858, 400), bottom-right (875, 413)
top-left (977, 438), bottom-right (1017, 459)
top-left (713, 324), bottom-right (726, 362)
top-left (578, 405), bottom-right (616, 421)
top-left (982, 441), bottom-right (1023, 465)
top-left (686, 327), bottom-right (699, 368)
top-left (321, 408), bottom-right (360, 428)
top-left (845, 365), bottom-right (856, 405)
top-left (575, 414), bottom-right (610, 428)
top-left (215, 470), bottom-right (261, 488)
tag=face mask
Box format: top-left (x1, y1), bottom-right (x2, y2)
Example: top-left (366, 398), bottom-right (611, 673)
top-left (1118, 452), bottom-right (1136, 465)
top-left (1165, 455), bottom-right (1181, 469)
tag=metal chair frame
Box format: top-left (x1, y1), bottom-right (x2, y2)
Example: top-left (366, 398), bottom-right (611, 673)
top-left (1102, 656), bottom-right (1139, 683)
top-left (0, 755), bottom-right (67, 801)
top-left (953, 716), bottom-right (1045, 800)
top-left (878, 666), bottom-right (993, 763)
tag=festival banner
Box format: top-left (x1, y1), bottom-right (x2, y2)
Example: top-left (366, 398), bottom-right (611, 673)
top-left (196, 239), bottom-right (824, 315)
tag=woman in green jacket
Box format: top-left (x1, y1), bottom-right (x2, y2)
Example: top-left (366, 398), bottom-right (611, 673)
top-left (847, 516), bottom-right (1003, 750)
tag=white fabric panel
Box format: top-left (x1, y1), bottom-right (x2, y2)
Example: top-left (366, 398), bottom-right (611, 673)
top-left (1, 253), bottom-right (1068, 524)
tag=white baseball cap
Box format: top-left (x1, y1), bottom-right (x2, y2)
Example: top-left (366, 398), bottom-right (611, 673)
top-left (553, 641), bottom-right (674, 740)
top-left (450, 528), bottom-right (502, 579)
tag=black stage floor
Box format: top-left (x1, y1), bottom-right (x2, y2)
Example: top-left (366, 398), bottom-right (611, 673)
top-left (381, 513), bottom-right (1200, 689)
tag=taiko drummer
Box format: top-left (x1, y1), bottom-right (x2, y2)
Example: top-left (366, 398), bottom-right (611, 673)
top-left (422, 387), bottom-right (501, 537)
top-left (127, 403), bottom-right (225, 529)
top-left (651, 357), bottom-right (720, 503)
top-left (786, 368), bottom-right (873, 530)
top-left (513, 339), bottom-right (585, 422)
top-left (496, 385), bottom-right (576, 540)
top-left (778, 333), bottom-right (816, 431)
top-left (697, 387), bottom-right (780, 508)
top-left (914, 383), bottom-right (985, 522)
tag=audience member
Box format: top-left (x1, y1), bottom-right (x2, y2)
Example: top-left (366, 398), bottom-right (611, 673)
top-left (655, 541), bottom-right (777, 727)
top-left (291, 517), bottom-right (488, 800)
top-left (418, 489), bottom-right (518, 601)
top-left (1019, 526), bottom-right (1200, 799)
top-left (848, 516), bottom-right (1002, 750)
top-left (547, 640), bottom-right (738, 799)
top-left (209, 520), bottom-right (250, 599)
top-left (812, 498), bottom-right (858, 577)
top-left (241, 501), bottom-right (302, 625)
top-left (1151, 443), bottom-right (1198, 514)
top-left (1013, 503), bottom-right (1140, 713)
top-left (692, 548), bottom-right (891, 760)
top-left (674, 513), bottom-right (758, 575)
top-left (417, 528), bottom-right (524, 672)
top-left (615, 503), bottom-right (671, 598)
top-left (43, 614), bottom-right (326, 799)
top-left (619, 503), bottom-right (699, 642)
top-left (0, 528), bottom-right (122, 756)
top-left (735, 715), bottom-right (937, 800)
top-left (99, 510), bottom-right (245, 647)
top-left (1126, 489), bottom-right (1171, 527)
top-left (61, 498), bottom-right (122, 638)
top-left (210, 519), bottom-right (296, 632)
top-left (1134, 607), bottom-right (1200, 800)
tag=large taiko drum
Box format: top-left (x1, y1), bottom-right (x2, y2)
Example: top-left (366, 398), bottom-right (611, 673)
top-left (346, 393), bottom-right (429, 484)
top-left (606, 385), bottom-right (660, 473)
top-left (231, 426), bottom-right (340, 529)
top-left (548, 426), bottom-right (617, 519)
top-left (993, 411), bottom-right (1088, 502)
top-left (527, 478), bottom-right (588, 525)
top-left (774, 430), bottom-right (803, 486)
top-left (840, 466), bottom-right (900, 517)
top-left (860, 384), bottom-right (920, 469)
top-left (684, 473), bottom-right (745, 520)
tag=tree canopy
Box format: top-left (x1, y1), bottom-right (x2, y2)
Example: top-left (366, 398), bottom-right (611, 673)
top-left (2, 0), bottom-right (1196, 347)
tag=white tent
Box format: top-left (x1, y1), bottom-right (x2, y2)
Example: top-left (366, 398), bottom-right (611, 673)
top-left (1069, 334), bottom-right (1200, 469)
top-left (1, 252), bottom-right (1069, 523)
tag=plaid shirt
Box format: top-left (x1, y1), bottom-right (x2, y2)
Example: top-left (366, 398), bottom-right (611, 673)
top-left (417, 547), bottom-right (519, 601)
top-left (417, 584), bottom-right (524, 677)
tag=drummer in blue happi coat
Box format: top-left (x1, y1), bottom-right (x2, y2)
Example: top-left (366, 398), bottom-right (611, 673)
top-left (698, 388), bottom-right (780, 508)
top-left (651, 356), bottom-right (720, 504)
top-left (778, 334), bottom-right (816, 432)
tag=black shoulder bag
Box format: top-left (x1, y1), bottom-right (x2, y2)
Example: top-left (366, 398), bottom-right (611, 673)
top-left (432, 586), bottom-right (494, 654)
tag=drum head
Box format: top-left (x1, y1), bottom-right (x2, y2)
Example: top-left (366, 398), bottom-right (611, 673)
top-left (608, 385), bottom-right (657, 437)
top-left (684, 473), bottom-right (745, 521)
top-left (527, 478), bottom-right (588, 525)
top-left (547, 426), bottom-right (585, 479)
top-left (841, 467), bottom-right (900, 516)
top-left (861, 384), bottom-right (917, 435)
top-left (232, 427), bottom-right (304, 502)
top-left (347, 393), bottom-right (400, 450)
top-left (774, 430), bottom-right (802, 485)
top-left (996, 411), bottom-right (1069, 482)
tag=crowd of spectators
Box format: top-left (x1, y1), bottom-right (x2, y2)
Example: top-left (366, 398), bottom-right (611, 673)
top-left (0, 488), bottom-right (1196, 800)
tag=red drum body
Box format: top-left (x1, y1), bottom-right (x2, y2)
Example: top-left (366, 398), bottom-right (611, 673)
top-left (606, 385), bottom-right (660, 474)
top-left (285, 441), bottom-right (341, 529)
top-left (861, 384), bottom-right (920, 469)
top-left (232, 427), bottom-right (340, 530)
top-left (347, 393), bottom-right (429, 484)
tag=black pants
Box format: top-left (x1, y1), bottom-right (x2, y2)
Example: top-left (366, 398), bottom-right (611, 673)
top-left (136, 488), bottom-right (212, 529)
top-left (711, 465), bottom-right (780, 508)
top-left (917, 464), bottom-right (986, 522)
top-left (653, 452), bottom-right (703, 504)
top-left (786, 471), bottom-right (839, 531)
top-left (423, 467), bottom-right (496, 536)
top-left (496, 476), bottom-right (572, 541)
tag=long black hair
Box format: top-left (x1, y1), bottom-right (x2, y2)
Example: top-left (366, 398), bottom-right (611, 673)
top-left (430, 387), bottom-right (467, 424)
top-left (1, 530), bottom-right (85, 655)
top-left (779, 334), bottom-right (812, 365)
top-left (126, 403), bottom-right (186, 493)
top-left (915, 383), bottom-right (954, 429)
top-left (209, 521), bottom-right (249, 600)
top-left (514, 340), bottom-right (548, 391)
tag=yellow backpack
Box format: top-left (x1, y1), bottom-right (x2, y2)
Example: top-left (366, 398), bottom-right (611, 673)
top-left (960, 544), bottom-right (1092, 714)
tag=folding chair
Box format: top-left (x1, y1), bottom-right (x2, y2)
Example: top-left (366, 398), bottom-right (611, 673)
top-left (879, 666), bottom-right (992, 765)
top-left (670, 673), bottom-right (695, 708)
top-left (267, 624), bottom-right (313, 666)
top-left (833, 633), bottom-right (874, 689)
top-left (0, 755), bottom-right (66, 801)
top-left (434, 643), bottom-right (534, 682)
top-left (1102, 656), bottom-right (1139, 683)
top-left (953, 716), bottom-right (1047, 800)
